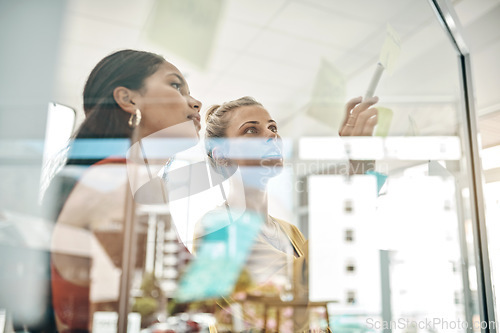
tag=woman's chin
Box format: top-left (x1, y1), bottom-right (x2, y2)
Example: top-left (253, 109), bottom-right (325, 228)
top-left (260, 158), bottom-right (284, 179)
top-left (260, 157), bottom-right (283, 167)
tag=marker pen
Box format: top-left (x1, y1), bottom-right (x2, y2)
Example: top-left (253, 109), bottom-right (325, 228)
top-left (364, 62), bottom-right (385, 100)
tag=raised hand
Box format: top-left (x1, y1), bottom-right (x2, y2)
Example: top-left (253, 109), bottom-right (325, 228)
top-left (339, 96), bottom-right (378, 136)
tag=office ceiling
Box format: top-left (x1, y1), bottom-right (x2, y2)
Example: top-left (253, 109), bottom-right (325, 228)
top-left (52, 0), bottom-right (500, 144)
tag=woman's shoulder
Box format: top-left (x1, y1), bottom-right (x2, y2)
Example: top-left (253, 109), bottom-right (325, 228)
top-left (271, 217), bottom-right (304, 237)
top-left (271, 216), bottom-right (307, 256)
top-left (50, 158), bottom-right (129, 227)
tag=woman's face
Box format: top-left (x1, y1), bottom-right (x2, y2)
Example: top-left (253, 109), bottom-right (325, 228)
top-left (223, 105), bottom-right (283, 167)
top-left (135, 62), bottom-right (202, 137)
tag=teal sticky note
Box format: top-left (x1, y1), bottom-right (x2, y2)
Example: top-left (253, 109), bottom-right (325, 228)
top-left (366, 170), bottom-right (388, 194)
top-left (175, 211), bottom-right (263, 302)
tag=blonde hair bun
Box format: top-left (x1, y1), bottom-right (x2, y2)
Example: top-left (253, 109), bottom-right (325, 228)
top-left (204, 104), bottom-right (221, 122)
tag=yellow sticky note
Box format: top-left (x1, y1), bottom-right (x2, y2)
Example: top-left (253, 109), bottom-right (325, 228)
top-left (307, 58), bottom-right (346, 130)
top-left (379, 24), bottom-right (401, 74)
top-left (375, 106), bottom-right (393, 137)
top-left (146, 0), bottom-right (225, 70)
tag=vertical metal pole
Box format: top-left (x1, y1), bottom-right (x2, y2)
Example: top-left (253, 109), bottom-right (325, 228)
top-left (145, 213), bottom-right (157, 276)
top-left (380, 250), bottom-right (392, 333)
top-left (455, 178), bottom-right (474, 333)
top-left (428, 1), bottom-right (497, 332)
top-left (430, 160), bottom-right (474, 332)
top-left (459, 53), bottom-right (496, 333)
top-left (118, 180), bottom-right (137, 332)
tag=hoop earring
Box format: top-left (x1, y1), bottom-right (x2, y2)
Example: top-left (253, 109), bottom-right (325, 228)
top-left (128, 109), bottom-right (142, 128)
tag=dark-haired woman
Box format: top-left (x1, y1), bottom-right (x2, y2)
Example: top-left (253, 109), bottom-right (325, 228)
top-left (44, 49), bottom-right (201, 332)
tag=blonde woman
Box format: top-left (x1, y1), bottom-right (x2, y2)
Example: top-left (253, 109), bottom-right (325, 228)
top-left (193, 96), bottom-right (377, 331)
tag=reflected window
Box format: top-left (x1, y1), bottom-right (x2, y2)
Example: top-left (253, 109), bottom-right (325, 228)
top-left (298, 176), bottom-right (309, 207)
top-left (344, 199), bottom-right (353, 214)
top-left (39, 102), bottom-right (76, 198)
top-left (346, 290), bottom-right (356, 304)
top-left (345, 229), bottom-right (354, 242)
top-left (454, 291), bottom-right (461, 305)
top-left (299, 213), bottom-right (309, 239)
top-left (42, 102), bottom-right (75, 165)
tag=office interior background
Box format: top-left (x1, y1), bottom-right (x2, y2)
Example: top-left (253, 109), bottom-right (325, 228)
top-left (1, 0), bottom-right (500, 332)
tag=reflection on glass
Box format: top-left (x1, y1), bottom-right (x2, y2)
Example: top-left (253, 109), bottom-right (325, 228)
top-left (0, 1), bottom-right (486, 332)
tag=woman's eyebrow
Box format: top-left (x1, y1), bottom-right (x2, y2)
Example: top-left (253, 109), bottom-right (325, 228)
top-left (239, 121), bottom-right (259, 129)
top-left (166, 73), bottom-right (191, 94)
top-left (239, 119), bottom-right (276, 129)
top-left (166, 73), bottom-right (185, 84)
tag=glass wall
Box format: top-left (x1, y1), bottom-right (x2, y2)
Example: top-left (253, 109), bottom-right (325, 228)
top-left (0, 0), bottom-right (494, 332)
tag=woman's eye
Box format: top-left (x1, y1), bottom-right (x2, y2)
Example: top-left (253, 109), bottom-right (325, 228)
top-left (269, 125), bottom-right (278, 133)
top-left (244, 127), bottom-right (257, 134)
top-left (171, 82), bottom-right (182, 91)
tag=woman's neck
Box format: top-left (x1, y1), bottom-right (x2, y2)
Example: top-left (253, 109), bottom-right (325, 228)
top-left (227, 166), bottom-right (270, 217)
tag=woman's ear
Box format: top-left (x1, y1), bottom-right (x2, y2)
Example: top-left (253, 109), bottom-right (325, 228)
top-left (113, 86), bottom-right (138, 114)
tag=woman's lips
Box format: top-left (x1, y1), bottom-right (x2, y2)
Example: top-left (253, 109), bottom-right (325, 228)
top-left (188, 115), bottom-right (201, 131)
top-left (262, 149), bottom-right (282, 159)
top-left (262, 140), bottom-right (283, 158)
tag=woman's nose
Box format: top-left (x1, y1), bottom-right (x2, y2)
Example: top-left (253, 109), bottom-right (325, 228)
top-left (189, 96), bottom-right (202, 112)
top-left (265, 130), bottom-right (278, 141)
